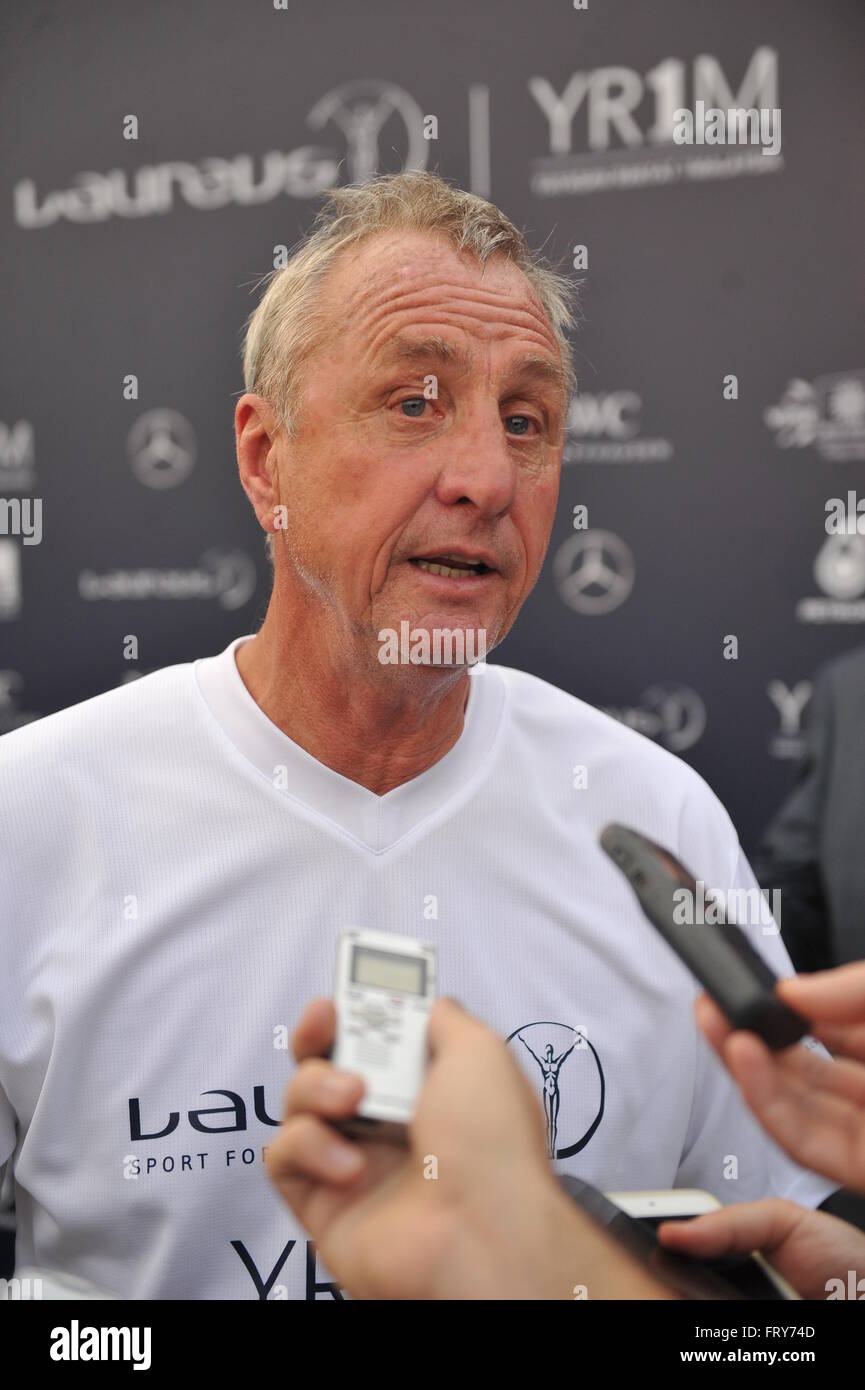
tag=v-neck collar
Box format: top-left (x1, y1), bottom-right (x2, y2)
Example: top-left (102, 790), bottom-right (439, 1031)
top-left (193, 636), bottom-right (506, 853)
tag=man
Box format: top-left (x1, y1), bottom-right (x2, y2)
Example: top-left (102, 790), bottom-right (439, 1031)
top-left (753, 644), bottom-right (865, 972)
top-left (0, 171), bottom-right (838, 1300)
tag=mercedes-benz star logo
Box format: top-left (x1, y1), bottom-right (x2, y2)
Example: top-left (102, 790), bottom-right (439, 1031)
top-left (553, 529), bottom-right (635, 615)
top-left (127, 409), bottom-right (197, 490)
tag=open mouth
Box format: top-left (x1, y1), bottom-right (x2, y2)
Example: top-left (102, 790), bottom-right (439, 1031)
top-left (409, 555), bottom-right (493, 579)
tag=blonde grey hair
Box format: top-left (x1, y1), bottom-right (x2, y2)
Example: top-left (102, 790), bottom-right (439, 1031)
top-left (240, 170), bottom-right (579, 563)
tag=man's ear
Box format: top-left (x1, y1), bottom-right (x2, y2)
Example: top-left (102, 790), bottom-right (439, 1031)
top-left (235, 393), bottom-right (285, 539)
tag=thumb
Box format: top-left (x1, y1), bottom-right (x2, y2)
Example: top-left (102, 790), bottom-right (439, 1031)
top-left (657, 1199), bottom-right (801, 1258)
top-left (425, 996), bottom-right (489, 1057)
top-left (777, 962), bottom-right (865, 1023)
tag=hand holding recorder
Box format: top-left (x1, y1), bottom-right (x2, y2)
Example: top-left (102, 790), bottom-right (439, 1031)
top-left (265, 995), bottom-right (671, 1300)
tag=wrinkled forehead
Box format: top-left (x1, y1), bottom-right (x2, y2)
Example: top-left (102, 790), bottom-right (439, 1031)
top-left (318, 229), bottom-right (561, 365)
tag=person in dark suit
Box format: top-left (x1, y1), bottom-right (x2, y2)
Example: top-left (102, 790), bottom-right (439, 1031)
top-left (753, 644), bottom-right (865, 973)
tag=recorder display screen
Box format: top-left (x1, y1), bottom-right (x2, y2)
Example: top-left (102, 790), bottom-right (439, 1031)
top-left (352, 947), bottom-right (426, 995)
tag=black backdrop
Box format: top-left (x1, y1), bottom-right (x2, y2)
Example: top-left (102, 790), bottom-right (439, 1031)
top-left (2, 0), bottom-right (864, 854)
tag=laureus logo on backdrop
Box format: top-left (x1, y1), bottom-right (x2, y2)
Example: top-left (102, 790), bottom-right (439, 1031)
top-left (128, 409), bottom-right (197, 489)
top-left (563, 390), bottom-right (673, 464)
top-left (553, 529), bottom-right (635, 615)
top-left (797, 534), bottom-right (865, 624)
top-left (0, 421), bottom-right (35, 490)
top-left (603, 684), bottom-right (707, 753)
top-left (528, 45), bottom-right (782, 197)
top-left (765, 371), bottom-right (865, 463)
top-left (0, 541), bottom-right (22, 621)
top-left (305, 80), bottom-right (429, 183)
top-left (78, 550), bottom-right (257, 610)
top-left (13, 80), bottom-right (428, 228)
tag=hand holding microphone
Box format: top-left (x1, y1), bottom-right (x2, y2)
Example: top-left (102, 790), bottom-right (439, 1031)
top-left (692, 962), bottom-right (865, 1196)
top-left (599, 822), bottom-right (865, 1196)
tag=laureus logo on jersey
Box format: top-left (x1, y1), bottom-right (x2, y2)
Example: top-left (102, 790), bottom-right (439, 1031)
top-left (123, 1082), bottom-right (282, 1180)
top-left (507, 1022), bottom-right (605, 1160)
top-left (14, 80), bottom-right (428, 228)
top-left (765, 371), bottom-right (865, 462)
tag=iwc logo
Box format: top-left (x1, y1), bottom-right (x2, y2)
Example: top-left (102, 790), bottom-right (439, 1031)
top-left (507, 1021), bottom-right (605, 1159)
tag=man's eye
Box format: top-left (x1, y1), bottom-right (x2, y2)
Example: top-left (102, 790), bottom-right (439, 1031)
top-left (505, 414), bottom-right (533, 435)
top-left (399, 397), bottom-right (427, 418)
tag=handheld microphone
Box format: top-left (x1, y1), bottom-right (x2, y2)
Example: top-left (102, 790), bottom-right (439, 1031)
top-left (600, 823), bottom-right (808, 1050)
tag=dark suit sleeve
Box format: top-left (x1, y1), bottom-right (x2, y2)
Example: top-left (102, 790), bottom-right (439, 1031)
top-left (751, 669), bottom-right (835, 973)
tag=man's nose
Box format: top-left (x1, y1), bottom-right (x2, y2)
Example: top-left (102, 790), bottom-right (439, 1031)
top-left (432, 409), bottom-right (518, 518)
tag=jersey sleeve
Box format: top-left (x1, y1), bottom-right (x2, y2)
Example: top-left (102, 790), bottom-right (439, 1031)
top-left (673, 842), bottom-right (839, 1210)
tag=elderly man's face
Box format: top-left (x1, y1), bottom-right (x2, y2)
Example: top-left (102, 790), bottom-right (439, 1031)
top-left (273, 230), bottom-right (567, 665)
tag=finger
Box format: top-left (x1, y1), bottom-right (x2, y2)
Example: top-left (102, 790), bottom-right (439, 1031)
top-left (777, 963), bottom-right (865, 1023)
top-left (425, 996), bottom-right (525, 1091)
top-left (769, 1034), bottom-right (865, 1106)
top-left (694, 993), bottom-right (735, 1053)
top-left (285, 1057), bottom-right (366, 1120)
top-left (698, 998), bottom-right (865, 1121)
top-left (425, 996), bottom-right (486, 1056)
top-left (721, 1033), bottom-right (865, 1188)
top-left (696, 991), bottom-right (865, 1104)
top-left (725, 1029), bottom-right (865, 1109)
top-left (657, 1199), bottom-right (801, 1258)
top-left (266, 1113), bottom-right (366, 1190)
top-left (291, 999), bottom-right (337, 1063)
top-left (812, 1021), bottom-right (865, 1064)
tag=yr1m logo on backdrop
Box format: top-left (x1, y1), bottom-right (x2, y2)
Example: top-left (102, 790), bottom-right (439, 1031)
top-left (528, 46), bottom-right (782, 196)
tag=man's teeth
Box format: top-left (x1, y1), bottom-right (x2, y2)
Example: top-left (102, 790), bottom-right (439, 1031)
top-left (415, 559), bottom-right (482, 578)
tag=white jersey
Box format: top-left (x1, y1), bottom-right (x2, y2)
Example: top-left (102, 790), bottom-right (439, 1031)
top-left (0, 636), bottom-right (837, 1299)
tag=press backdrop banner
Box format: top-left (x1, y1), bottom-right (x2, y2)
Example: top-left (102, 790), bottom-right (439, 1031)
top-left (1, 0), bottom-right (864, 852)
